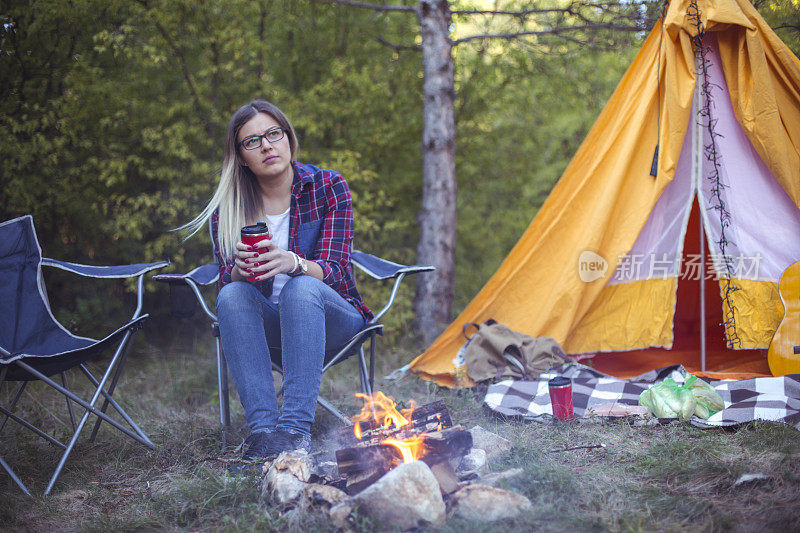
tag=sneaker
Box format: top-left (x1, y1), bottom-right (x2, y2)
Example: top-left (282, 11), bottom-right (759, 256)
top-left (226, 430), bottom-right (273, 476)
top-left (241, 430), bottom-right (274, 461)
top-left (271, 428), bottom-right (311, 455)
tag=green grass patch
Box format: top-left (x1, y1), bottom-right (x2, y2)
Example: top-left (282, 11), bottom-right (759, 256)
top-left (2, 336), bottom-right (800, 531)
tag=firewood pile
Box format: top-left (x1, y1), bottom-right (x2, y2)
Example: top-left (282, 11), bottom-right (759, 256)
top-left (258, 392), bottom-right (533, 531)
top-left (333, 399), bottom-right (472, 493)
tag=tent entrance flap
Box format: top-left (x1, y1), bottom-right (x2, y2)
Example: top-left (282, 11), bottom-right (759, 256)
top-left (591, 200), bottom-right (769, 380)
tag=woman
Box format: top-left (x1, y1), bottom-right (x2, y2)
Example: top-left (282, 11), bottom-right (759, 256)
top-left (182, 100), bottom-right (372, 464)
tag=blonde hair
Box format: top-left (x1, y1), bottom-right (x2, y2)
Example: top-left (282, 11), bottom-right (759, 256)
top-left (179, 100), bottom-right (298, 259)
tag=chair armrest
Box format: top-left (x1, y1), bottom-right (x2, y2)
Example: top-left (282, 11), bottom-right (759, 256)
top-left (351, 250), bottom-right (434, 280)
top-left (41, 258), bottom-right (170, 278)
top-left (153, 263), bottom-right (220, 286)
top-left (353, 250), bottom-right (435, 324)
top-left (154, 264), bottom-right (219, 322)
top-left (41, 258), bottom-right (169, 321)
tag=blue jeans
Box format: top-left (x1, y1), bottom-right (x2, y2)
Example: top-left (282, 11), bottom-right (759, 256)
top-left (216, 276), bottom-right (366, 437)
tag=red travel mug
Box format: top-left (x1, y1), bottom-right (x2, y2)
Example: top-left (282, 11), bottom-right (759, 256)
top-left (548, 377), bottom-right (574, 422)
top-left (241, 222), bottom-right (271, 283)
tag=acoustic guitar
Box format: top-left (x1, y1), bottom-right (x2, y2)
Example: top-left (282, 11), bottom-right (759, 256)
top-left (768, 260), bottom-right (800, 376)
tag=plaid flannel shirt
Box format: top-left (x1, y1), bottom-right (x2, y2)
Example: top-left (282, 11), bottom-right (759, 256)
top-left (211, 161), bottom-right (373, 321)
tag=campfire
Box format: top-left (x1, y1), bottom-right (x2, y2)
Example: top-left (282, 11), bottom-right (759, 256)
top-left (260, 391), bottom-right (531, 530)
top-left (334, 392), bottom-right (472, 494)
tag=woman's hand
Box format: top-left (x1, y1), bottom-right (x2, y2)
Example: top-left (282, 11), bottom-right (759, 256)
top-left (233, 239), bottom-right (296, 281)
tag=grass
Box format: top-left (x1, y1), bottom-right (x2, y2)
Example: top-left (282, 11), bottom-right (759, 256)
top-left (2, 330), bottom-right (800, 532)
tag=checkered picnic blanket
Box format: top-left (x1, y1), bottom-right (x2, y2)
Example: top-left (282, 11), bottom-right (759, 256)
top-left (483, 362), bottom-right (800, 431)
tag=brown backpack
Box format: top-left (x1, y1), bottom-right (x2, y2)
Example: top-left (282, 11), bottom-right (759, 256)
top-left (462, 319), bottom-right (568, 382)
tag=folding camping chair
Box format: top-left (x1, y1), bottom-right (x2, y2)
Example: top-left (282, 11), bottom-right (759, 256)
top-left (154, 247), bottom-right (433, 449)
top-left (0, 215), bottom-right (168, 495)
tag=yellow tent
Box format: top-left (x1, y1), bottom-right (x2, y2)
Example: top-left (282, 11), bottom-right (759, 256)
top-left (410, 0), bottom-right (800, 387)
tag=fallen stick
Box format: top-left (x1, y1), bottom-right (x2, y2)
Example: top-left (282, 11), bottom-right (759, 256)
top-left (548, 443), bottom-right (606, 453)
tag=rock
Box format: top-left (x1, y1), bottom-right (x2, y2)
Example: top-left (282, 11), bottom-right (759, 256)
top-left (448, 484), bottom-right (532, 522)
top-left (263, 469), bottom-right (306, 507)
top-left (260, 459), bottom-right (275, 476)
top-left (458, 448), bottom-right (487, 472)
top-left (262, 450), bottom-right (313, 506)
top-left (476, 468), bottom-right (525, 487)
top-left (303, 483), bottom-right (348, 508)
top-left (334, 461), bottom-right (446, 531)
top-left (287, 483), bottom-right (349, 529)
top-left (430, 461), bottom-right (460, 495)
top-left (469, 426), bottom-right (512, 461)
top-left (272, 450), bottom-right (313, 482)
top-left (329, 501), bottom-right (355, 529)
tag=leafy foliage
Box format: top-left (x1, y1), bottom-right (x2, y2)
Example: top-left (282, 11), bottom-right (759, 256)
top-left (755, 0), bottom-right (800, 55)
top-left (2, 0), bottom-right (795, 336)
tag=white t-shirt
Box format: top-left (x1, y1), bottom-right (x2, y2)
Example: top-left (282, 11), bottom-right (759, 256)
top-left (264, 207), bottom-right (291, 304)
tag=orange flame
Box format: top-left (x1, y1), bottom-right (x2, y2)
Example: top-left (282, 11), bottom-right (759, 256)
top-left (383, 434), bottom-right (426, 463)
top-left (352, 391), bottom-right (426, 463)
top-left (352, 391), bottom-right (416, 437)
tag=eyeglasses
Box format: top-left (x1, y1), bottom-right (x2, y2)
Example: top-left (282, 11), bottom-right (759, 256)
top-left (239, 127), bottom-right (286, 150)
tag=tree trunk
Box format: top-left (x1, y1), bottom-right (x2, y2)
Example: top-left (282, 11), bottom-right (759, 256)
top-left (413, 0), bottom-right (456, 344)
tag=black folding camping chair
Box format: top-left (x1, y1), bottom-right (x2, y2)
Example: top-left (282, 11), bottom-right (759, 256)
top-left (0, 215), bottom-right (168, 495)
top-left (155, 242), bottom-right (433, 448)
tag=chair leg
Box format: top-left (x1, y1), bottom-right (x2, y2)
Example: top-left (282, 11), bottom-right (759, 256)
top-left (78, 365), bottom-right (152, 446)
top-left (358, 347), bottom-right (373, 397)
top-left (0, 404), bottom-right (66, 449)
top-left (368, 333), bottom-right (377, 393)
top-left (316, 396), bottom-right (353, 426)
top-left (1, 367), bottom-right (65, 448)
top-left (88, 335), bottom-right (134, 442)
top-left (0, 381), bottom-right (27, 434)
top-left (216, 338), bottom-right (231, 450)
top-left (61, 373), bottom-right (78, 431)
top-left (7, 332), bottom-right (153, 495)
top-left (0, 455), bottom-right (31, 496)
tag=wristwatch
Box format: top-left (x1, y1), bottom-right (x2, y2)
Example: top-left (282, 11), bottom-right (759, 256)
top-left (289, 252), bottom-right (308, 277)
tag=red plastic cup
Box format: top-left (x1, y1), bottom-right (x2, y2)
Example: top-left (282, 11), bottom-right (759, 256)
top-left (548, 377), bottom-right (574, 422)
top-left (241, 222), bottom-right (271, 283)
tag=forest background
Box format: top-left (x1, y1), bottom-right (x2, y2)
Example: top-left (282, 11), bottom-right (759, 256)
top-left (2, 0), bottom-right (798, 349)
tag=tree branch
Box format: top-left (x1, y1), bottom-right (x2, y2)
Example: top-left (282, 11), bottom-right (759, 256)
top-left (453, 7), bottom-right (568, 16)
top-left (451, 1), bottom-right (645, 17)
top-left (314, 0), bottom-right (418, 50)
top-left (452, 23), bottom-right (644, 46)
top-left (376, 36), bottom-right (420, 51)
top-left (315, 0), bottom-right (416, 13)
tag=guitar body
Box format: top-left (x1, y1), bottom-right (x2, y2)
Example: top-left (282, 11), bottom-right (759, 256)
top-left (768, 260), bottom-right (800, 376)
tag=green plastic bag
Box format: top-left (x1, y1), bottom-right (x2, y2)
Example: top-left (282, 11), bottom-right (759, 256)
top-left (639, 378), bottom-right (692, 420)
top-left (639, 374), bottom-right (724, 421)
top-left (684, 374), bottom-right (724, 418)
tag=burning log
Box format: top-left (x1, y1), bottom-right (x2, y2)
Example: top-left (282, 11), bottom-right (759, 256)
top-left (335, 444), bottom-right (399, 476)
top-left (345, 466), bottom-right (389, 494)
top-left (416, 426), bottom-right (472, 462)
top-left (335, 426), bottom-right (472, 475)
top-left (337, 399), bottom-right (454, 446)
top-left (334, 392), bottom-right (472, 495)
top-left (404, 399), bottom-right (453, 430)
